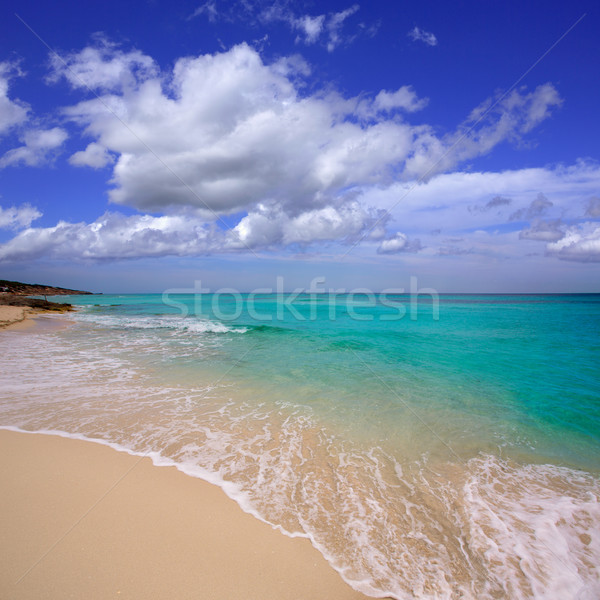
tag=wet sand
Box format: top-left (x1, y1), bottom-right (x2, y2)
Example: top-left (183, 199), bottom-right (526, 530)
top-left (0, 429), bottom-right (371, 600)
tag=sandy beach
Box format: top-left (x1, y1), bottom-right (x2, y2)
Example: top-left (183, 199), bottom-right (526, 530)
top-left (0, 306), bottom-right (32, 329)
top-left (0, 429), bottom-right (370, 600)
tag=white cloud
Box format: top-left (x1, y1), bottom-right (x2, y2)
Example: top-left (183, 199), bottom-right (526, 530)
top-left (408, 27), bottom-right (437, 47)
top-left (2, 162), bottom-right (599, 263)
top-left (193, 2), bottom-right (363, 51)
top-left (0, 42), bottom-right (576, 264)
top-left (0, 199), bottom-right (393, 261)
top-left (547, 225), bottom-right (600, 262)
top-left (0, 203), bottom-right (42, 230)
top-left (0, 62), bottom-right (29, 136)
top-left (0, 62), bottom-right (68, 171)
top-left (359, 161), bottom-right (600, 259)
top-left (244, 2), bottom-right (362, 51)
top-left (49, 37), bottom-right (158, 93)
top-left (406, 84), bottom-right (563, 181)
top-left (230, 202), bottom-right (369, 249)
top-left (189, 1), bottom-right (219, 23)
top-left (69, 142), bottom-right (114, 168)
top-left (295, 14), bottom-right (326, 44)
top-left (326, 4), bottom-right (360, 51)
top-left (0, 212), bottom-right (215, 261)
top-left (374, 86), bottom-right (428, 113)
top-left (55, 43), bottom-right (561, 223)
top-left (58, 43), bottom-right (413, 215)
top-left (377, 232), bottom-right (420, 254)
top-left (0, 127), bottom-right (68, 168)
top-left (0, 203), bottom-right (372, 261)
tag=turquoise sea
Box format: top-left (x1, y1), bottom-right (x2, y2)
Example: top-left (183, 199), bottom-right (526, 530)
top-left (1, 292), bottom-right (599, 599)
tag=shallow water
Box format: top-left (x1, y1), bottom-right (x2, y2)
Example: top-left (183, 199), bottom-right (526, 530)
top-left (1, 293), bottom-right (599, 599)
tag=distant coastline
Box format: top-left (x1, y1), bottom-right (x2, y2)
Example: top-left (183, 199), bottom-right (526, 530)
top-left (0, 279), bottom-right (92, 328)
top-left (0, 279), bottom-right (92, 297)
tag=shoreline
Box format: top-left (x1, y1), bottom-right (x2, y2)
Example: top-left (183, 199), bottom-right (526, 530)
top-left (0, 306), bottom-right (74, 332)
top-left (0, 428), bottom-right (371, 600)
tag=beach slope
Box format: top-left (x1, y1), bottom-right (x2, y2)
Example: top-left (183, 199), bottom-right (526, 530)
top-left (0, 429), bottom-right (370, 600)
top-left (0, 306), bottom-right (30, 329)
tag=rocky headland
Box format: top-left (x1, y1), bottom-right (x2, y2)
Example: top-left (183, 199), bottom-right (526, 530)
top-left (0, 279), bottom-right (92, 328)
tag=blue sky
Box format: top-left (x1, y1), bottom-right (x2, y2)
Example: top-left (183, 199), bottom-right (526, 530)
top-left (0, 0), bottom-right (599, 293)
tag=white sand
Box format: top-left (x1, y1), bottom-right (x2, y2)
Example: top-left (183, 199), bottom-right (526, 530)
top-left (0, 306), bottom-right (30, 328)
top-left (0, 429), bottom-right (372, 600)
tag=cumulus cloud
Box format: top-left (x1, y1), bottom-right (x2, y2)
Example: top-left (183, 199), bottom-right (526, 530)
top-left (358, 162), bottom-right (600, 260)
top-left (0, 202), bottom-right (377, 261)
top-left (0, 203), bottom-right (42, 230)
top-left (2, 162), bottom-right (600, 263)
top-left (509, 192), bottom-right (553, 221)
top-left (281, 3), bottom-right (361, 51)
top-left (519, 219), bottom-right (564, 242)
top-left (0, 197), bottom-right (397, 260)
top-left (295, 14), bottom-right (326, 44)
top-left (0, 62), bottom-right (68, 170)
top-left (366, 163), bottom-right (599, 228)
top-left (58, 43), bottom-right (418, 215)
top-left (0, 212), bottom-right (215, 262)
top-left (0, 127), bottom-right (68, 168)
top-left (546, 225), bottom-right (600, 262)
top-left (54, 42), bottom-right (562, 222)
top-left (230, 202), bottom-right (370, 249)
top-left (0, 62), bottom-right (29, 136)
top-left (69, 142), bottom-right (114, 168)
top-left (373, 86), bottom-right (428, 113)
top-left (49, 37), bottom-right (158, 93)
top-left (408, 27), bottom-right (438, 47)
top-left (377, 232), bottom-right (421, 254)
top-left (0, 40), bottom-right (571, 263)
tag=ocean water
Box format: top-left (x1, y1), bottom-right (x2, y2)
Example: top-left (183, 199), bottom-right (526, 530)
top-left (1, 292), bottom-right (599, 599)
